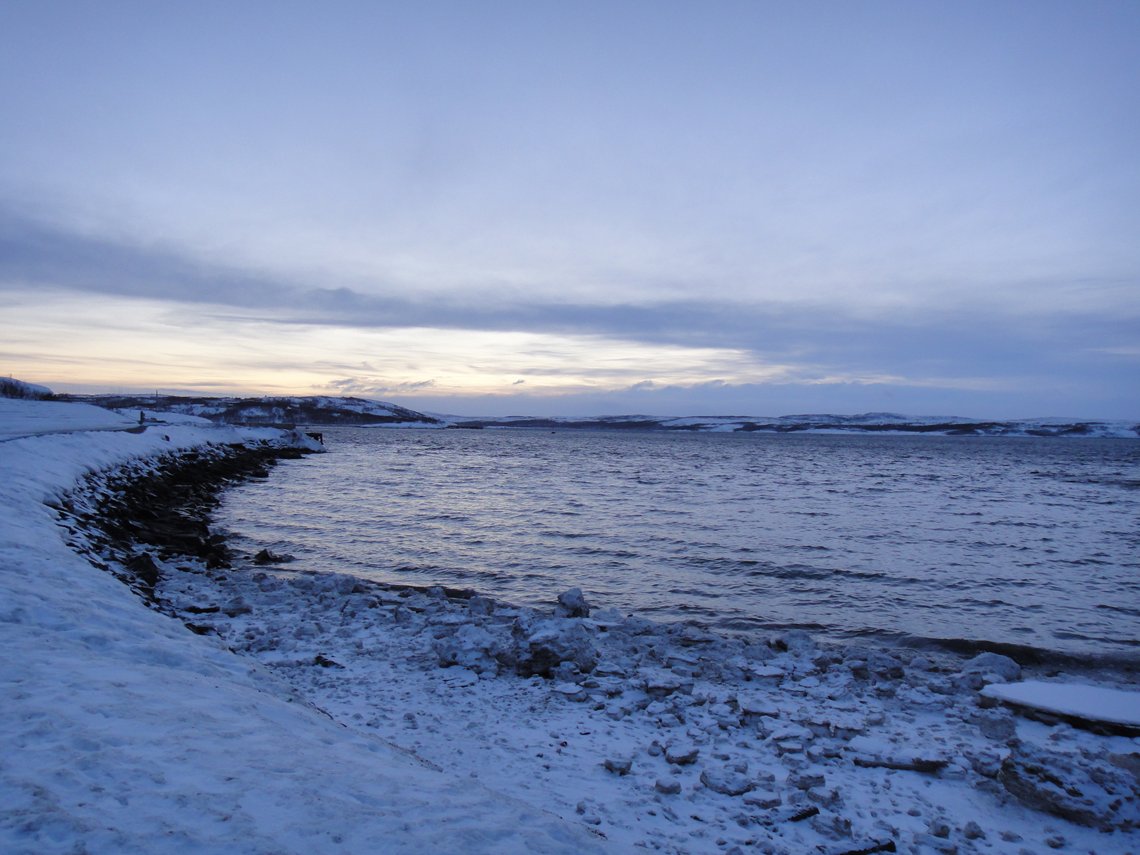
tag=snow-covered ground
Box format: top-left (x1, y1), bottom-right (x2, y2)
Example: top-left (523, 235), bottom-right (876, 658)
top-left (0, 400), bottom-right (603, 854)
top-left (2, 398), bottom-right (1138, 854)
top-left (0, 398), bottom-right (137, 439)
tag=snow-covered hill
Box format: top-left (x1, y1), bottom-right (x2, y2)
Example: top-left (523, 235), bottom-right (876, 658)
top-left (453, 412), bottom-right (1140, 438)
top-left (63, 393), bottom-right (444, 427)
top-left (9, 378), bottom-right (1135, 436)
top-left (0, 377), bottom-right (53, 400)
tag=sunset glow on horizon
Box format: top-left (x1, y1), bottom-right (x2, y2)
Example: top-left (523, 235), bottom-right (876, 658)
top-left (2, 1), bottom-right (1137, 418)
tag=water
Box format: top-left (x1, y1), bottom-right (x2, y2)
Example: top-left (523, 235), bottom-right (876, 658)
top-left (217, 428), bottom-right (1140, 662)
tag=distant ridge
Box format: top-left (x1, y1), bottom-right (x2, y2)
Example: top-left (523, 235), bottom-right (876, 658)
top-left (15, 383), bottom-right (1138, 437)
top-left (60, 393), bottom-right (443, 428)
top-left (451, 412), bottom-right (1140, 438)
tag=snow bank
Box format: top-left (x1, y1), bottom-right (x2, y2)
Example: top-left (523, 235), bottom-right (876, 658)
top-left (0, 398), bottom-right (137, 439)
top-left (0, 400), bottom-right (602, 854)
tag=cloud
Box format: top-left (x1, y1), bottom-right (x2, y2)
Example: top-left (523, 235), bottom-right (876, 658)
top-left (4, 207), bottom-right (1138, 418)
top-left (6, 207), bottom-right (1137, 360)
top-left (325, 376), bottom-right (437, 397)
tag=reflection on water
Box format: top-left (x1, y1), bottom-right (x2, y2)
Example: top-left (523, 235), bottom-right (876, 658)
top-left (218, 428), bottom-right (1140, 660)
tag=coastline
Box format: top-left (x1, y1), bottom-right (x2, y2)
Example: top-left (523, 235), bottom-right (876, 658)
top-left (0, 407), bottom-right (605, 854)
top-left (2, 403), bottom-right (1137, 853)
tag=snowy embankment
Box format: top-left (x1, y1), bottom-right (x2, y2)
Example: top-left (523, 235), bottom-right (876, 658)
top-left (3, 399), bottom-right (1138, 854)
top-left (0, 400), bottom-right (602, 854)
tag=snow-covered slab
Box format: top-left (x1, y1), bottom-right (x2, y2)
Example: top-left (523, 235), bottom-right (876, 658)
top-left (981, 680), bottom-right (1140, 731)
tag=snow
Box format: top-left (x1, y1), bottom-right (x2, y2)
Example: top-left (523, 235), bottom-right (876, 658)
top-left (0, 399), bottom-right (603, 853)
top-left (0, 398), bottom-right (136, 439)
top-left (982, 680), bottom-right (1140, 729)
top-left (3, 397), bottom-right (1138, 853)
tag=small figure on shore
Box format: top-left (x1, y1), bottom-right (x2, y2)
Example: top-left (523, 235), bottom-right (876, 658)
top-left (139, 410), bottom-right (146, 425)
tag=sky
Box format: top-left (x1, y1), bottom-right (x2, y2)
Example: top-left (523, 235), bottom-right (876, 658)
top-left (1, 1), bottom-right (1138, 419)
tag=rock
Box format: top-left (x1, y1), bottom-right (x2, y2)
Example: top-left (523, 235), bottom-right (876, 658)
top-left (665, 741), bottom-right (700, 766)
top-left (467, 594), bottom-right (495, 615)
top-left (588, 607), bottom-right (625, 627)
top-left (125, 551), bottom-right (160, 588)
top-left (847, 736), bottom-right (949, 773)
top-left (700, 767), bottom-right (754, 796)
top-left (789, 772), bottom-right (826, 790)
top-left (655, 776), bottom-right (682, 795)
top-left (960, 652), bottom-right (1021, 686)
top-left (928, 819), bottom-right (950, 838)
top-left (805, 710), bottom-right (866, 739)
top-left (771, 630), bottom-right (815, 654)
top-left (515, 618), bottom-right (597, 677)
top-left (554, 587), bottom-right (590, 618)
top-left (783, 805), bottom-right (820, 823)
top-left (852, 754), bottom-right (948, 774)
top-left (998, 742), bottom-right (1140, 830)
top-left (603, 756), bottom-right (632, 775)
top-left (962, 821), bottom-right (985, 840)
top-left (752, 664), bottom-right (785, 680)
top-left (972, 709), bottom-right (1017, 741)
top-left (221, 597), bottom-right (251, 617)
top-left (434, 623), bottom-right (508, 675)
top-left (865, 651), bottom-right (904, 680)
top-left (810, 812), bottom-right (852, 840)
top-left (832, 840), bottom-right (897, 855)
top-left (965, 748), bottom-right (1004, 778)
top-left (678, 624), bottom-right (716, 646)
top-left (708, 702), bottom-right (740, 728)
top-left (593, 659), bottom-right (628, 677)
top-left (807, 786), bottom-right (841, 806)
top-left (440, 667), bottom-right (478, 688)
top-left (552, 682), bottom-right (588, 701)
top-left (909, 655), bottom-right (936, 672)
top-left (313, 653), bottom-right (343, 668)
top-left (743, 790), bottom-right (781, 809)
top-left (737, 691), bottom-right (780, 718)
top-left (644, 669), bottom-right (694, 698)
top-left (550, 661), bottom-right (584, 684)
top-left (253, 548), bottom-right (286, 565)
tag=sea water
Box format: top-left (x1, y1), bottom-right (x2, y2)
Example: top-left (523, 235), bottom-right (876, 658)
top-left (216, 428), bottom-right (1140, 662)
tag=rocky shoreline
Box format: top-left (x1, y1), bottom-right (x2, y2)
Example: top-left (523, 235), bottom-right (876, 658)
top-left (55, 444), bottom-right (1140, 853)
top-left (52, 440), bottom-right (311, 603)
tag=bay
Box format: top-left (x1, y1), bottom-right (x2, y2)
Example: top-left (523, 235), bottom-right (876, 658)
top-left (217, 428), bottom-right (1140, 663)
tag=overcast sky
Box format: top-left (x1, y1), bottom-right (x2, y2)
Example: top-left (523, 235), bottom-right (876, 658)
top-left (2, 1), bottom-right (1137, 418)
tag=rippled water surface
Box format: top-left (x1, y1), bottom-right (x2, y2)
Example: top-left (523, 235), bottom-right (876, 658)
top-left (217, 428), bottom-right (1140, 660)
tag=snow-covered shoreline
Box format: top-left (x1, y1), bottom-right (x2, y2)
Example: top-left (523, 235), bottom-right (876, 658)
top-left (0, 401), bottom-right (604, 853)
top-left (3, 399), bottom-right (1138, 853)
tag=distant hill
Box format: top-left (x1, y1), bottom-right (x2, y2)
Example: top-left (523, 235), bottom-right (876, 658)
top-left (61, 394), bottom-right (444, 427)
top-left (18, 383), bottom-right (1138, 437)
top-left (1, 377), bottom-right (54, 400)
top-left (451, 412), bottom-right (1140, 438)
